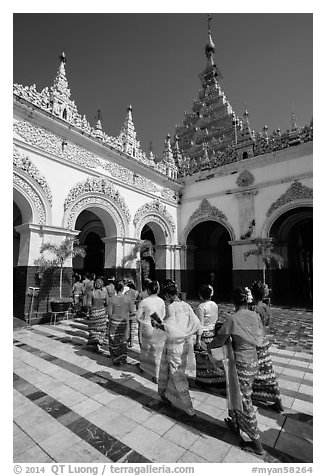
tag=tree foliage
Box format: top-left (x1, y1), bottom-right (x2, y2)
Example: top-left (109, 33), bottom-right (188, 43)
top-left (34, 237), bottom-right (85, 298)
top-left (244, 238), bottom-right (284, 284)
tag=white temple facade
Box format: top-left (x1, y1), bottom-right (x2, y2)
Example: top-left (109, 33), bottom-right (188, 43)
top-left (13, 24), bottom-right (312, 320)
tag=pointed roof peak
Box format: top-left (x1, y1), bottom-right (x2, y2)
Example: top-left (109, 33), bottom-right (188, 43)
top-left (59, 51), bottom-right (66, 64)
top-left (291, 110), bottom-right (298, 130)
top-left (205, 14), bottom-right (215, 64)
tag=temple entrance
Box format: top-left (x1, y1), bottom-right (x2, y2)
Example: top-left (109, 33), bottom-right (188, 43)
top-left (74, 210), bottom-right (105, 277)
top-left (13, 201), bottom-right (22, 268)
top-left (186, 220), bottom-right (233, 302)
top-left (13, 201), bottom-right (23, 316)
top-left (140, 224), bottom-right (156, 281)
top-left (269, 206), bottom-right (312, 307)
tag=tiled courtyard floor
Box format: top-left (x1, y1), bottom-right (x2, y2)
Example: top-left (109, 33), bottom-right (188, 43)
top-left (13, 305), bottom-right (313, 464)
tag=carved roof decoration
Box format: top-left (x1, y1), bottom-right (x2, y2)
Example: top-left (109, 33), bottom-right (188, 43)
top-left (266, 181), bottom-right (313, 217)
top-left (236, 170), bottom-right (255, 188)
top-left (14, 121), bottom-right (100, 169)
top-left (13, 55), bottom-right (177, 178)
top-left (13, 148), bottom-right (53, 205)
top-left (13, 121), bottom-right (177, 203)
top-left (189, 198), bottom-right (228, 223)
top-left (133, 200), bottom-right (176, 232)
top-left (63, 177), bottom-right (131, 222)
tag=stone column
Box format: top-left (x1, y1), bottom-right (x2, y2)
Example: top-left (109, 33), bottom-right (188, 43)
top-left (155, 244), bottom-right (170, 284)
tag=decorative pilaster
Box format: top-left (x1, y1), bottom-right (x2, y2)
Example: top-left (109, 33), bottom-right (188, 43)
top-left (235, 189), bottom-right (258, 240)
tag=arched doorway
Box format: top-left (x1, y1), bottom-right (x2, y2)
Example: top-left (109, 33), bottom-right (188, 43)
top-left (270, 206), bottom-right (312, 306)
top-left (139, 221), bottom-right (167, 285)
top-left (74, 210), bottom-right (105, 277)
top-left (140, 224), bottom-right (156, 281)
top-left (186, 220), bottom-right (233, 301)
top-left (13, 191), bottom-right (34, 318)
top-left (13, 201), bottom-right (22, 268)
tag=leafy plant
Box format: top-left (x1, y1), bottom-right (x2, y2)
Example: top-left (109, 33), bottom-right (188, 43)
top-left (244, 238), bottom-right (284, 285)
top-left (121, 240), bottom-right (154, 287)
top-left (34, 237), bottom-right (86, 299)
top-left (121, 240), bottom-right (154, 268)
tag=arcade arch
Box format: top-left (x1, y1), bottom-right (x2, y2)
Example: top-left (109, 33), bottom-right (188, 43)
top-left (185, 220), bottom-right (233, 301)
top-left (269, 205), bottom-right (312, 306)
top-left (139, 221), bottom-right (167, 282)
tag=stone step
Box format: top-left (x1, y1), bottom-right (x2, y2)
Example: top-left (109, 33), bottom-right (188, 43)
top-left (69, 321), bottom-right (89, 332)
top-left (44, 323), bottom-right (88, 346)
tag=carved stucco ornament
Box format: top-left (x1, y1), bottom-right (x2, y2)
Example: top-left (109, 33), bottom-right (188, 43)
top-left (64, 177), bottom-right (131, 222)
top-left (236, 169), bottom-right (255, 187)
top-left (133, 200), bottom-right (176, 232)
top-left (13, 173), bottom-right (46, 224)
top-left (13, 148), bottom-right (53, 205)
top-left (266, 180), bottom-right (313, 217)
top-left (189, 198), bottom-right (228, 223)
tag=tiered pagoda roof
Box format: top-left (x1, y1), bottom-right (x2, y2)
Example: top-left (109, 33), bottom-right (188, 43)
top-left (174, 15), bottom-right (313, 177)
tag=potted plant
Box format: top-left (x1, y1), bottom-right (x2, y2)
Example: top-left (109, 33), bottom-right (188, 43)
top-left (244, 238), bottom-right (284, 286)
top-left (34, 237), bottom-right (86, 313)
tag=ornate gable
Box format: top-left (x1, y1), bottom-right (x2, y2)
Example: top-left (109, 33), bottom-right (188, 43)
top-left (267, 181), bottom-right (313, 217)
top-left (189, 198), bottom-right (227, 223)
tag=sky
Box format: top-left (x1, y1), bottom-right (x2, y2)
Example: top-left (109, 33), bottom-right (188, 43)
top-left (13, 13), bottom-right (312, 158)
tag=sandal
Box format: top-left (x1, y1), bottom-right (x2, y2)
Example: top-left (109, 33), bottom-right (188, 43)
top-left (224, 417), bottom-right (240, 435)
top-left (270, 401), bottom-right (284, 413)
top-left (240, 440), bottom-right (265, 456)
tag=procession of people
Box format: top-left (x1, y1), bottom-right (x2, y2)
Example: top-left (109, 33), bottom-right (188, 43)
top-left (70, 271), bottom-right (283, 456)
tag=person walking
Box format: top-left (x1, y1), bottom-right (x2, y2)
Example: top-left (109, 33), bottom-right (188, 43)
top-left (136, 280), bottom-right (166, 382)
top-left (194, 284), bottom-right (226, 387)
top-left (87, 278), bottom-right (109, 353)
top-left (105, 277), bottom-right (116, 298)
top-left (250, 281), bottom-right (283, 413)
top-left (125, 278), bottom-right (140, 348)
top-left (208, 287), bottom-right (265, 455)
top-left (157, 282), bottom-right (202, 417)
top-left (81, 272), bottom-right (93, 319)
top-left (106, 281), bottom-right (135, 365)
top-left (71, 274), bottom-right (83, 313)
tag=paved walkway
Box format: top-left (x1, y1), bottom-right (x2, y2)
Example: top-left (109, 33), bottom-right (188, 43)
top-left (13, 309), bottom-right (313, 464)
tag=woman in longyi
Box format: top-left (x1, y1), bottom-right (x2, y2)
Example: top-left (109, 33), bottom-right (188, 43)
top-left (208, 287), bottom-right (265, 455)
top-left (157, 282), bottom-right (202, 417)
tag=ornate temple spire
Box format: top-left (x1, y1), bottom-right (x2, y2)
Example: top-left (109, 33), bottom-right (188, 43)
top-left (119, 105), bottom-right (138, 156)
top-left (95, 108), bottom-right (103, 131)
top-left (52, 52), bottom-right (70, 100)
top-left (162, 134), bottom-right (178, 179)
top-left (172, 134), bottom-right (183, 166)
top-left (163, 134), bottom-right (174, 164)
top-left (94, 108), bottom-right (103, 139)
top-left (205, 14), bottom-right (215, 67)
top-left (291, 111), bottom-right (298, 130)
top-left (200, 14), bottom-right (222, 84)
top-left (148, 140), bottom-right (156, 164)
top-left (50, 52), bottom-right (74, 120)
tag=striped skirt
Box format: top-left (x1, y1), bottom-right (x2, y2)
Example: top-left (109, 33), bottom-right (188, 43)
top-left (229, 360), bottom-right (260, 440)
top-left (195, 329), bottom-right (226, 386)
top-left (87, 307), bottom-right (107, 346)
top-left (252, 339), bottom-right (282, 404)
top-left (158, 338), bottom-right (195, 416)
top-left (140, 327), bottom-right (166, 380)
top-left (107, 318), bottom-right (128, 364)
top-left (128, 316), bottom-right (140, 346)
